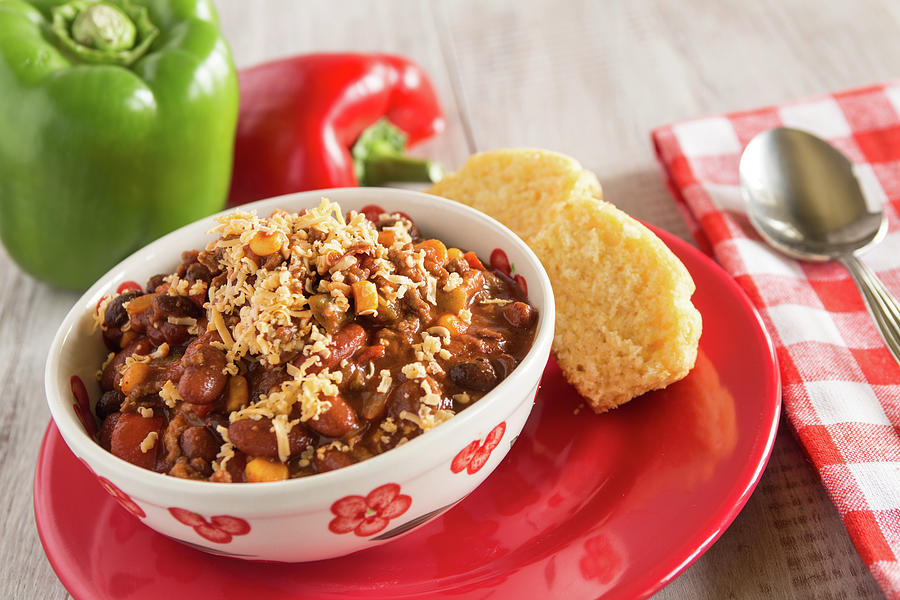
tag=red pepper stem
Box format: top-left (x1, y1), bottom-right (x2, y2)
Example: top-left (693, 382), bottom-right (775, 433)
top-left (362, 151), bottom-right (443, 186)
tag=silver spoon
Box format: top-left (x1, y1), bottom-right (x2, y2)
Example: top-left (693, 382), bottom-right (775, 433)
top-left (739, 127), bottom-right (900, 365)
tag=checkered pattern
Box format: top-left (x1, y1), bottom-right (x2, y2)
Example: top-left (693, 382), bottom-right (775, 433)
top-left (652, 83), bottom-right (900, 598)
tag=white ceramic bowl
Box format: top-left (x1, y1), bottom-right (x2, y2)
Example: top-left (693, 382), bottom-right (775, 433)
top-left (45, 188), bottom-right (554, 562)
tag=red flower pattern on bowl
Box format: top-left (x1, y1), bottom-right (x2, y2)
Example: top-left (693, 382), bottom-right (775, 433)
top-left (579, 533), bottom-right (624, 584)
top-left (116, 280), bottom-right (142, 294)
top-left (329, 483), bottom-right (412, 537)
top-left (451, 421), bottom-right (506, 475)
top-left (168, 508), bottom-right (251, 544)
top-left (96, 476), bottom-right (146, 519)
top-left (69, 375), bottom-right (96, 438)
top-left (490, 248), bottom-right (528, 295)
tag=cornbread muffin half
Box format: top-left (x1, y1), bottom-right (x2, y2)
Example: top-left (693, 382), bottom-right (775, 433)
top-left (427, 148), bottom-right (602, 240)
top-left (427, 148), bottom-right (701, 412)
top-left (530, 197), bottom-right (701, 411)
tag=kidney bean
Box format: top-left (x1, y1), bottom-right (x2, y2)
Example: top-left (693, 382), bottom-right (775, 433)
top-left (388, 380), bottom-right (422, 421)
top-left (98, 413), bottom-right (121, 450)
top-left (309, 395), bottom-right (359, 438)
top-left (228, 418), bottom-right (314, 459)
top-left (314, 447), bottom-right (356, 473)
top-left (178, 343), bottom-right (227, 405)
top-left (95, 390), bottom-right (124, 420)
top-left (110, 413), bottom-right (165, 470)
top-left (101, 338), bottom-right (153, 391)
top-left (180, 426), bottom-right (219, 461)
top-left (449, 358), bottom-right (498, 392)
top-left (317, 323), bottom-right (366, 370)
top-left (502, 301), bottom-right (536, 328)
top-left (147, 321), bottom-right (190, 347)
top-left (224, 451), bottom-right (248, 483)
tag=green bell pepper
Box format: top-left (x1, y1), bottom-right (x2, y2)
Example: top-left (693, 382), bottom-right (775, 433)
top-left (0, 0), bottom-right (238, 289)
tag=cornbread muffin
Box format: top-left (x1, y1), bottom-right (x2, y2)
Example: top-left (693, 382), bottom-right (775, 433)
top-left (427, 149), bottom-right (701, 412)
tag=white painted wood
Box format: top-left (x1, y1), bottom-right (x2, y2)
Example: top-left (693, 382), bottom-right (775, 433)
top-left (7, 0), bottom-right (895, 597)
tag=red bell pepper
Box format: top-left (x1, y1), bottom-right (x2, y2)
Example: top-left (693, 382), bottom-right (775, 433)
top-left (229, 53), bottom-right (445, 206)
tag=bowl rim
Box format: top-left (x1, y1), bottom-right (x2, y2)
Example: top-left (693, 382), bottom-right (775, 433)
top-left (44, 187), bottom-right (556, 503)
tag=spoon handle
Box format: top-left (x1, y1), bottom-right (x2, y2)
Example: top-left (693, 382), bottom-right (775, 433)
top-left (839, 255), bottom-right (900, 366)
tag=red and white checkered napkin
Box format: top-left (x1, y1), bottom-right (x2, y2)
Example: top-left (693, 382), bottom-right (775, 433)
top-left (652, 83), bottom-right (900, 597)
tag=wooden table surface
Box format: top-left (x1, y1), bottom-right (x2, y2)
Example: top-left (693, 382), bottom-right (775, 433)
top-left (6, 1), bottom-right (898, 598)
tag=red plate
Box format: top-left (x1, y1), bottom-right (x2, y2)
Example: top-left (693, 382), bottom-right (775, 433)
top-left (34, 225), bottom-right (780, 599)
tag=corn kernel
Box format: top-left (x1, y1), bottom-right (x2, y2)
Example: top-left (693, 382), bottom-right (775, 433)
top-left (224, 375), bottom-right (249, 413)
top-left (245, 457), bottom-right (289, 482)
top-left (447, 247), bottom-right (463, 260)
top-left (249, 230), bottom-right (286, 256)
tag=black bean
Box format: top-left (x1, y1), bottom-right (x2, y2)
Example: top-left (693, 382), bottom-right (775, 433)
top-left (185, 262), bottom-right (212, 283)
top-left (152, 294), bottom-right (202, 319)
top-left (103, 291), bottom-right (140, 329)
top-left (491, 353), bottom-right (517, 381)
top-left (95, 390), bottom-right (124, 420)
top-left (146, 274), bottom-right (167, 292)
top-left (449, 358), bottom-right (498, 392)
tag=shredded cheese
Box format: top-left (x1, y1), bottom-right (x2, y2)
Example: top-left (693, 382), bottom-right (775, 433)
top-left (401, 362), bottom-right (427, 380)
top-left (139, 431), bottom-right (158, 453)
top-left (377, 370), bottom-right (393, 393)
top-left (479, 298), bottom-right (513, 306)
top-left (159, 380), bottom-right (182, 408)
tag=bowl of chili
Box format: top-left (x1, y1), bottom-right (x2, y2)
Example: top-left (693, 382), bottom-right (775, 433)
top-left (45, 188), bottom-right (554, 562)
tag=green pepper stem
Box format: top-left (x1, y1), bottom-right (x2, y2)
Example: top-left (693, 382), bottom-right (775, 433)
top-left (361, 150), bottom-right (444, 187)
top-left (352, 119), bottom-right (443, 186)
top-left (51, 0), bottom-right (159, 67)
top-left (71, 3), bottom-right (136, 51)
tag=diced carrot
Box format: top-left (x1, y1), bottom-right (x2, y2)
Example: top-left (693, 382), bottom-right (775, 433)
top-left (463, 251), bottom-right (485, 270)
top-left (378, 229), bottom-right (396, 247)
top-left (352, 280), bottom-right (379, 315)
top-left (437, 313), bottom-right (468, 335)
top-left (124, 293), bottom-right (156, 320)
top-left (415, 239), bottom-right (448, 266)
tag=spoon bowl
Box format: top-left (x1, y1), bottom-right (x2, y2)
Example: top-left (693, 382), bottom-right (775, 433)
top-left (740, 127), bottom-right (886, 260)
top-left (739, 127), bottom-right (900, 365)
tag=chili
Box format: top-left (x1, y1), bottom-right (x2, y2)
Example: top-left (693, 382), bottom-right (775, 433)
top-left (92, 201), bottom-right (537, 482)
